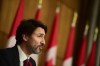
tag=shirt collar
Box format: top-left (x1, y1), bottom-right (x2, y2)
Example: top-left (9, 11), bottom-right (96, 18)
top-left (17, 45), bottom-right (28, 61)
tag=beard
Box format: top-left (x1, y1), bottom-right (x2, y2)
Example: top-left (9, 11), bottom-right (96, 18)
top-left (32, 46), bottom-right (43, 54)
top-left (26, 41), bottom-right (44, 54)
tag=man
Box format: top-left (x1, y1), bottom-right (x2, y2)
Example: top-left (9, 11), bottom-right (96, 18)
top-left (0, 19), bottom-right (47, 66)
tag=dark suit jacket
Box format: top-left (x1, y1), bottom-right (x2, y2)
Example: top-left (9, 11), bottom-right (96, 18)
top-left (0, 46), bottom-right (36, 66)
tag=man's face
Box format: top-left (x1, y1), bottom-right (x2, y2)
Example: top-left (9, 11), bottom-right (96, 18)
top-left (26, 27), bottom-right (46, 54)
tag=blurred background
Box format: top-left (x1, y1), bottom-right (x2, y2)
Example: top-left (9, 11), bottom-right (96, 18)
top-left (0, 0), bottom-right (100, 66)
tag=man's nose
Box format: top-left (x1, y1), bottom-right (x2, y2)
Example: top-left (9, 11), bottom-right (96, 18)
top-left (41, 38), bottom-right (45, 46)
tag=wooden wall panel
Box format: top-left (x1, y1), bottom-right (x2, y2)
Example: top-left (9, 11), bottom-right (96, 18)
top-left (0, 32), bottom-right (7, 48)
top-left (24, 0), bottom-right (38, 19)
top-left (60, 0), bottom-right (80, 11)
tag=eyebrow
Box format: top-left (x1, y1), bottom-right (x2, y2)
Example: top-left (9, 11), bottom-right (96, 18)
top-left (36, 33), bottom-right (45, 35)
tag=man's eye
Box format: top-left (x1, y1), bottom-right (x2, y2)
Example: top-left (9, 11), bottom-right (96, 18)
top-left (38, 35), bottom-right (43, 37)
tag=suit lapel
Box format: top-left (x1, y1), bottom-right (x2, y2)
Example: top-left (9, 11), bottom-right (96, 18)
top-left (11, 46), bottom-right (20, 66)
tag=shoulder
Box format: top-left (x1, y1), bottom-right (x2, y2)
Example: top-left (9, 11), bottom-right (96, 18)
top-left (0, 48), bottom-right (13, 65)
top-left (0, 46), bottom-right (19, 59)
top-left (0, 46), bottom-right (15, 54)
top-left (0, 48), bottom-right (10, 55)
top-left (0, 47), bottom-right (13, 58)
top-left (0, 46), bottom-right (19, 65)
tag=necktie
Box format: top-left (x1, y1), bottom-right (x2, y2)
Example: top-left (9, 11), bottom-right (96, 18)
top-left (23, 58), bottom-right (32, 66)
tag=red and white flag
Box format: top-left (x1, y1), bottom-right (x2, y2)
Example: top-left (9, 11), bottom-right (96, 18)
top-left (7, 0), bottom-right (24, 48)
top-left (86, 28), bottom-right (98, 66)
top-left (45, 6), bottom-right (60, 66)
top-left (63, 12), bottom-right (78, 66)
top-left (75, 24), bottom-right (89, 66)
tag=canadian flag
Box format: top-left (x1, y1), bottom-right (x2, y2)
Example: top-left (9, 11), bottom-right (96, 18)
top-left (75, 24), bottom-right (89, 66)
top-left (7, 0), bottom-right (24, 48)
top-left (45, 6), bottom-right (60, 66)
top-left (86, 28), bottom-right (98, 66)
top-left (63, 12), bottom-right (78, 66)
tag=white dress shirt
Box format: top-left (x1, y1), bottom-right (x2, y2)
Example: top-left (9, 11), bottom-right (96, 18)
top-left (17, 45), bottom-right (30, 66)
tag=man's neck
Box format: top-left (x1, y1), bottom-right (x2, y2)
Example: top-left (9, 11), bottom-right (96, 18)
top-left (19, 43), bottom-right (32, 56)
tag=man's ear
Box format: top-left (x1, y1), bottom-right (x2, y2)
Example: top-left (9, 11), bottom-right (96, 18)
top-left (22, 34), bottom-right (28, 41)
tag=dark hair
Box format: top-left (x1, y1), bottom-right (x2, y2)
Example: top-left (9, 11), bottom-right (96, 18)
top-left (16, 19), bottom-right (47, 45)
